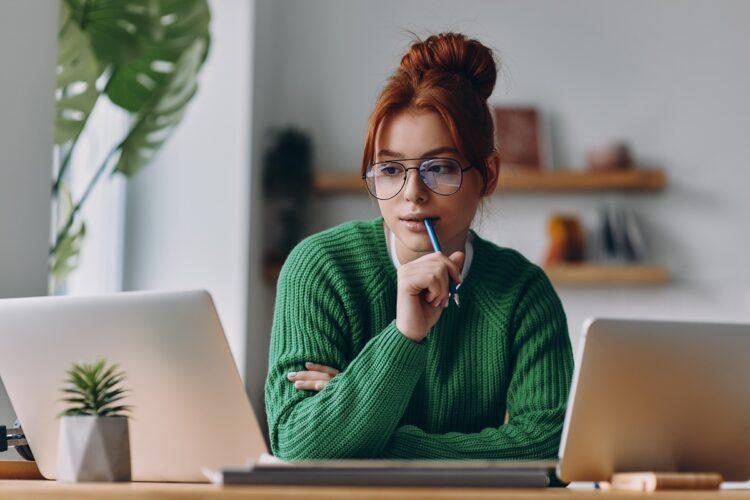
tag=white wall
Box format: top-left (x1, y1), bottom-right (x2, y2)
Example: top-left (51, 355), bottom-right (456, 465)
top-left (0, 0), bottom-right (58, 457)
top-left (249, 0), bottom-right (750, 370)
top-left (246, 0), bottom-right (282, 441)
top-left (123, 0), bottom-right (254, 380)
top-left (0, 1), bottom-right (57, 299)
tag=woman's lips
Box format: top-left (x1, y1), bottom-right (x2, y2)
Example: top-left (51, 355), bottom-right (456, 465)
top-left (400, 218), bottom-right (437, 232)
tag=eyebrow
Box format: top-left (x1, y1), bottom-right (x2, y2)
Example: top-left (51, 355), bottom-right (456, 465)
top-left (376, 146), bottom-right (459, 160)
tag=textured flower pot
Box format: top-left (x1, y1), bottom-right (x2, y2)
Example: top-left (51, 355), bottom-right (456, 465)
top-left (57, 415), bottom-right (131, 482)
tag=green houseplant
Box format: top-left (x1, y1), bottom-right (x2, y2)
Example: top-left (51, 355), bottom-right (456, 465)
top-left (57, 359), bottom-right (132, 482)
top-left (51, 0), bottom-right (211, 291)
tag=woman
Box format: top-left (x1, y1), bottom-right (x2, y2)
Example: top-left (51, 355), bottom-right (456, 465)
top-left (264, 32), bottom-right (573, 460)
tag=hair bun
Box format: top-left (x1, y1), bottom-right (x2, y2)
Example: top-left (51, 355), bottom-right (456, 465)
top-left (399, 32), bottom-right (497, 100)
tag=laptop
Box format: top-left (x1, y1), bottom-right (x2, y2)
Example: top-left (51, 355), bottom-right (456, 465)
top-left (557, 317), bottom-right (750, 482)
top-left (0, 290), bottom-right (267, 482)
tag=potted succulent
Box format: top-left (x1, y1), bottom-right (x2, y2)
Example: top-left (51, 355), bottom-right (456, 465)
top-left (57, 359), bottom-right (132, 482)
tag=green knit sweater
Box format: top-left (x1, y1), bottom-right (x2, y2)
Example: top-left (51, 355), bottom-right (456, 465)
top-left (264, 217), bottom-right (573, 460)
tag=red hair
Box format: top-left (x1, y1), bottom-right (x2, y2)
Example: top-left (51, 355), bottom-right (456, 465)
top-left (360, 32), bottom-right (498, 194)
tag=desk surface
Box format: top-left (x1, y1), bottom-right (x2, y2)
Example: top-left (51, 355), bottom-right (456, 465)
top-left (1, 481), bottom-right (750, 499)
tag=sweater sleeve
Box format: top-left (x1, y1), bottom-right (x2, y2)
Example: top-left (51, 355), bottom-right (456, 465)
top-left (264, 238), bottom-right (429, 460)
top-left (379, 266), bottom-right (574, 459)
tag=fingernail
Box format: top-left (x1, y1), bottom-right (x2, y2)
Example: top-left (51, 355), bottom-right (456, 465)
top-left (295, 381), bottom-right (302, 387)
top-left (433, 299), bottom-right (440, 308)
top-left (287, 372), bottom-right (296, 378)
top-left (305, 362), bottom-right (313, 367)
top-left (316, 382), bottom-right (324, 390)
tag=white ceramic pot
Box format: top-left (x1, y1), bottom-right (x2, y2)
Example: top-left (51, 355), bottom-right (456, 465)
top-left (57, 415), bottom-right (131, 482)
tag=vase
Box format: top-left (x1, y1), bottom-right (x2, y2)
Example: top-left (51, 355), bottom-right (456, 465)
top-left (56, 415), bottom-right (131, 482)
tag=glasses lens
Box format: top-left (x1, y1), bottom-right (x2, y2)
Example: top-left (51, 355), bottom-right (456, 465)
top-left (419, 158), bottom-right (462, 195)
top-left (365, 162), bottom-right (405, 199)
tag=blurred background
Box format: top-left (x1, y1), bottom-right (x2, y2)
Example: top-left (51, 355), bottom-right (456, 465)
top-left (1, 0), bottom-right (749, 449)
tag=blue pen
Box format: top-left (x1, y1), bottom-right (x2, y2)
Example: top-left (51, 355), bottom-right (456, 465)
top-left (423, 218), bottom-right (460, 307)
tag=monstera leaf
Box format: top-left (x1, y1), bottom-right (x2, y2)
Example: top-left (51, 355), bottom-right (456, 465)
top-left (55, 2), bottom-right (100, 145)
top-left (105, 0), bottom-right (210, 112)
top-left (64, 0), bottom-right (156, 67)
top-left (51, 0), bottom-right (210, 288)
top-left (114, 38), bottom-right (205, 177)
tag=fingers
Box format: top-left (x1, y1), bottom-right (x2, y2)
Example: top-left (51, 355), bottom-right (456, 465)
top-left (304, 361), bottom-right (339, 376)
top-left (423, 254), bottom-right (463, 305)
top-left (294, 380), bottom-right (329, 391)
top-left (287, 362), bottom-right (339, 392)
top-left (288, 370), bottom-right (331, 382)
top-left (293, 379), bottom-right (329, 391)
top-left (421, 268), bottom-right (447, 305)
top-left (398, 251), bottom-right (465, 307)
top-left (447, 251), bottom-right (465, 282)
top-left (446, 251), bottom-right (464, 286)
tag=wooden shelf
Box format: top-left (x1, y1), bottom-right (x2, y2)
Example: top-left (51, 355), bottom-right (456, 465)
top-left (313, 172), bottom-right (364, 193)
top-left (498, 167), bottom-right (666, 192)
top-left (313, 168), bottom-right (666, 194)
top-left (544, 264), bottom-right (669, 287)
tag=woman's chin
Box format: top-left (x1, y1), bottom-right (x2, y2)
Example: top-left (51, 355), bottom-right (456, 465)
top-left (397, 231), bottom-right (433, 253)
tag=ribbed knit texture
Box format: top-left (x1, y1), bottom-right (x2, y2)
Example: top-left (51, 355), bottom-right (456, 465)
top-left (264, 217), bottom-right (574, 460)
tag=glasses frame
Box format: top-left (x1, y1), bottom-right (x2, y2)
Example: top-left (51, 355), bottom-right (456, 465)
top-left (362, 157), bottom-right (474, 200)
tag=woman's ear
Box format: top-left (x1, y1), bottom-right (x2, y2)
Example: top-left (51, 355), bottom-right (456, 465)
top-left (481, 150), bottom-right (501, 196)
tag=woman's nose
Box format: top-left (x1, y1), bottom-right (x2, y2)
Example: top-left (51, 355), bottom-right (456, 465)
top-left (403, 169), bottom-right (427, 203)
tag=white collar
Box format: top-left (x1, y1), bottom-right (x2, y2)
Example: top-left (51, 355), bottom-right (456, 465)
top-left (385, 224), bottom-right (474, 281)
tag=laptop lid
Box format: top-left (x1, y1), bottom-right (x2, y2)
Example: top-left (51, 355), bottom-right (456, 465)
top-left (0, 289), bottom-right (267, 482)
top-left (557, 318), bottom-right (750, 482)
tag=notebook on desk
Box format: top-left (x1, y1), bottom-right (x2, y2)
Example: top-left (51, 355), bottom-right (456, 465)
top-left (204, 454), bottom-right (558, 487)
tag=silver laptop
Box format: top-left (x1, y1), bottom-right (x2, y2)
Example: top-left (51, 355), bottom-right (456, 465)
top-left (0, 290), bottom-right (266, 482)
top-left (557, 317), bottom-right (750, 482)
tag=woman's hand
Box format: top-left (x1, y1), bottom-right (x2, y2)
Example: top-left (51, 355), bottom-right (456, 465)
top-left (396, 250), bottom-right (464, 343)
top-left (288, 361), bottom-right (339, 391)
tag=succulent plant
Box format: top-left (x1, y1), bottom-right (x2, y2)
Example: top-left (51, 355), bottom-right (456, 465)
top-left (59, 359), bottom-right (132, 418)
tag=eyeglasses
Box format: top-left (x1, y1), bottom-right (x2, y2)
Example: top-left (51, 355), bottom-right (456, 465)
top-left (362, 157), bottom-right (473, 200)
